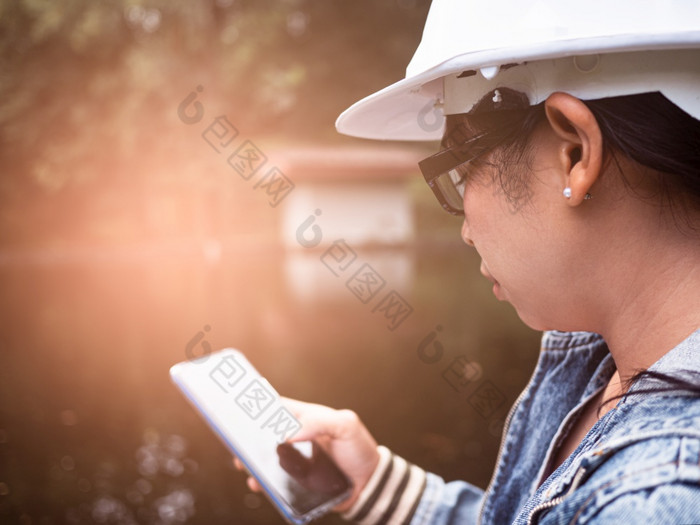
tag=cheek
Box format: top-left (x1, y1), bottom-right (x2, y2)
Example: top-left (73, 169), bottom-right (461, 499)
top-left (464, 189), bottom-right (549, 291)
top-left (460, 167), bottom-right (586, 330)
top-left (473, 218), bottom-right (577, 329)
top-left (462, 183), bottom-right (518, 252)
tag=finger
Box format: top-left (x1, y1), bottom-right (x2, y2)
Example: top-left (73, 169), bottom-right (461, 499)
top-left (233, 458), bottom-right (245, 471)
top-left (246, 476), bottom-right (262, 493)
top-left (288, 406), bottom-right (360, 443)
top-left (280, 398), bottom-right (337, 441)
top-left (280, 397), bottom-right (322, 419)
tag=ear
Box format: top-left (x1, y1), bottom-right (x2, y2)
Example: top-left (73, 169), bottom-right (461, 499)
top-left (544, 92), bottom-right (603, 206)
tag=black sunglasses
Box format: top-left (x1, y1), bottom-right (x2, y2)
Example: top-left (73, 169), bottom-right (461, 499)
top-left (418, 130), bottom-right (501, 215)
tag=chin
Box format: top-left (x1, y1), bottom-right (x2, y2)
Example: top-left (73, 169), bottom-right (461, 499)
top-left (511, 307), bottom-right (555, 332)
top-left (510, 299), bottom-right (579, 333)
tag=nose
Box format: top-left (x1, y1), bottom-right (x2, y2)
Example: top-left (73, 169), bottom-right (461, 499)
top-left (461, 220), bottom-right (475, 247)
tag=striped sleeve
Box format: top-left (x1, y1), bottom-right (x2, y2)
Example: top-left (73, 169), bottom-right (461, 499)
top-left (342, 446), bottom-right (427, 525)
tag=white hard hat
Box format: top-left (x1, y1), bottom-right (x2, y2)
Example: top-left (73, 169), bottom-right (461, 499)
top-left (336, 0), bottom-right (700, 141)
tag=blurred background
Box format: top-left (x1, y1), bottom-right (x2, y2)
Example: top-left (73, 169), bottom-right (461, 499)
top-left (0, 1), bottom-right (541, 524)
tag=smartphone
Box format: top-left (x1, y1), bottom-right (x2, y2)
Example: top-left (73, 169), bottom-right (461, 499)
top-left (170, 348), bottom-right (353, 524)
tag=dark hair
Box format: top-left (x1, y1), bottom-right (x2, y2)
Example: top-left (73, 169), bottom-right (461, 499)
top-left (600, 368), bottom-right (700, 416)
top-left (443, 88), bottom-right (545, 210)
top-left (445, 89), bottom-right (700, 225)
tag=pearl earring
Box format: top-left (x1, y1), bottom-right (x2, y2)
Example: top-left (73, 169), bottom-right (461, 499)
top-left (563, 187), bottom-right (572, 199)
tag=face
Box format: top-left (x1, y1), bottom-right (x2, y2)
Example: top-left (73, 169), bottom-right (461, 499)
top-left (459, 127), bottom-right (593, 331)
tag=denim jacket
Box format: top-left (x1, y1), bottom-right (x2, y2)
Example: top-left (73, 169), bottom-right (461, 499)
top-left (343, 329), bottom-right (700, 524)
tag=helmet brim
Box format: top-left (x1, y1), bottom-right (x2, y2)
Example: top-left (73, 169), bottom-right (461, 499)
top-left (336, 36), bottom-right (700, 142)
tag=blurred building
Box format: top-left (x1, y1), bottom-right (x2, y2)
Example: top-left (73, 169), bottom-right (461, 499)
top-left (274, 146), bottom-right (423, 302)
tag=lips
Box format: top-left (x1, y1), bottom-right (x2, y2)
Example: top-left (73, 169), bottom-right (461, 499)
top-left (480, 262), bottom-right (503, 299)
top-left (480, 262), bottom-right (497, 285)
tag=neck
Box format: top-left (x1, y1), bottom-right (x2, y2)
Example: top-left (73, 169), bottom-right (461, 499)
top-left (595, 231), bottom-right (700, 388)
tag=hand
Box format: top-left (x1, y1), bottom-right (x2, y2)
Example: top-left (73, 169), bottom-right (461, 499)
top-left (234, 397), bottom-right (380, 512)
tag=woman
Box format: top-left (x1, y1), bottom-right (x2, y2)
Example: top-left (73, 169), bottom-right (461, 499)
top-left (241, 1), bottom-right (700, 522)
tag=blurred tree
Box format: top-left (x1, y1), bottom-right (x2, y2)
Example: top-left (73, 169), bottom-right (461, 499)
top-left (0, 0), bottom-right (431, 246)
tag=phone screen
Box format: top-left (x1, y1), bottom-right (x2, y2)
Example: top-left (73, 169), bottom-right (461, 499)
top-left (170, 349), bottom-right (352, 523)
top-left (258, 441), bottom-right (349, 515)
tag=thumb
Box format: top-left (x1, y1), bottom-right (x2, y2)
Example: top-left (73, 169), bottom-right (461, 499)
top-left (282, 398), bottom-right (359, 443)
